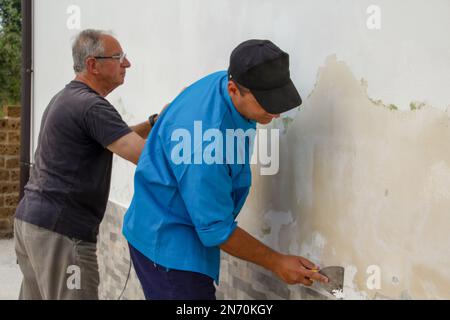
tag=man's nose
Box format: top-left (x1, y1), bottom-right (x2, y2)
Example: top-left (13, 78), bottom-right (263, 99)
top-left (122, 57), bottom-right (131, 68)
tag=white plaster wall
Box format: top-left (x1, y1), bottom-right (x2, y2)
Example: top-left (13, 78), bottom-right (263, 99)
top-left (241, 55), bottom-right (450, 299)
top-left (33, 0), bottom-right (450, 205)
top-left (32, 0), bottom-right (450, 299)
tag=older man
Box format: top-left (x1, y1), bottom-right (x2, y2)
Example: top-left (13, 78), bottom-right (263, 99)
top-left (14, 29), bottom-right (157, 300)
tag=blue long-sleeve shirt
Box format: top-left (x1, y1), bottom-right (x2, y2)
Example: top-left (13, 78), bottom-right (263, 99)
top-left (122, 71), bottom-right (256, 282)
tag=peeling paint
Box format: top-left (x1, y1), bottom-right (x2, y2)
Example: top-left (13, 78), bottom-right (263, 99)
top-left (240, 54), bottom-right (450, 299)
top-left (341, 265), bottom-right (369, 300)
top-left (299, 232), bottom-right (327, 263)
top-left (271, 116), bottom-right (295, 135)
top-left (258, 210), bottom-right (294, 253)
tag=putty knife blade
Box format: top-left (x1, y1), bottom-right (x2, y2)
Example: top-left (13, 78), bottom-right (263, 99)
top-left (318, 266), bottom-right (345, 297)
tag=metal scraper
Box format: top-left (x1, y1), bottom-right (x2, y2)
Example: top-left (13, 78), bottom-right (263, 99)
top-left (317, 266), bottom-right (345, 298)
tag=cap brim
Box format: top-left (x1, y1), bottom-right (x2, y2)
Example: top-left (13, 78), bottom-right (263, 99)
top-left (251, 79), bottom-right (302, 114)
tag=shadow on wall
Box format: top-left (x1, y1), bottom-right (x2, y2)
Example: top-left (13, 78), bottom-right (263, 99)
top-left (241, 55), bottom-right (450, 299)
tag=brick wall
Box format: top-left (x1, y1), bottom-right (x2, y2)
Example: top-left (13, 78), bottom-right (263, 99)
top-left (0, 105), bottom-right (21, 238)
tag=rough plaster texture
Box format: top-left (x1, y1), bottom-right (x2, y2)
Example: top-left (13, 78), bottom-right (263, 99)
top-left (239, 55), bottom-right (450, 299)
top-left (99, 56), bottom-right (450, 299)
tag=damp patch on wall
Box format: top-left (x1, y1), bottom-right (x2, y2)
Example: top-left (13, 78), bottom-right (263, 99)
top-left (239, 55), bottom-right (450, 299)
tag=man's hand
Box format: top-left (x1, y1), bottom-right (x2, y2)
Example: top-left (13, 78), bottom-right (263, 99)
top-left (220, 227), bottom-right (328, 287)
top-left (271, 254), bottom-right (328, 286)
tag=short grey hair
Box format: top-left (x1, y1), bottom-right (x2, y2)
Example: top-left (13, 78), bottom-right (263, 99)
top-left (72, 29), bottom-right (109, 73)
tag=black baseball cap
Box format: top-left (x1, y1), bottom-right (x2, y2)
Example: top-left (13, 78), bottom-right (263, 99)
top-left (228, 39), bottom-right (302, 114)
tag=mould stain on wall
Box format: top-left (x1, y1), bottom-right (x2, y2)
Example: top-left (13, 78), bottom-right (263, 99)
top-left (239, 55), bottom-right (450, 299)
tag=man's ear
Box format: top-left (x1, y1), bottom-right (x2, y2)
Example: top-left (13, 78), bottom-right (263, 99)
top-left (227, 80), bottom-right (239, 98)
top-left (85, 57), bottom-right (99, 75)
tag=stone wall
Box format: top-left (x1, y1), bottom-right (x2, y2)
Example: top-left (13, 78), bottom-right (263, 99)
top-left (0, 105), bottom-right (21, 239)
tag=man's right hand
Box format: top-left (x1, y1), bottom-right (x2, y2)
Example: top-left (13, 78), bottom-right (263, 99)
top-left (271, 254), bottom-right (329, 286)
top-left (220, 227), bottom-right (329, 287)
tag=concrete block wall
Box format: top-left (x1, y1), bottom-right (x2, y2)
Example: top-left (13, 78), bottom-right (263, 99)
top-left (0, 105), bottom-right (21, 239)
top-left (98, 201), bottom-right (145, 300)
top-left (98, 200), bottom-right (329, 300)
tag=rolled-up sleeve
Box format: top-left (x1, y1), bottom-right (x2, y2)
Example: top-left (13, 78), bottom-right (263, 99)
top-left (176, 159), bottom-right (237, 247)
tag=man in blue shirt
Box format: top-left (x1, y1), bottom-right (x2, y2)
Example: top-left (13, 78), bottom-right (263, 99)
top-left (123, 40), bottom-right (329, 299)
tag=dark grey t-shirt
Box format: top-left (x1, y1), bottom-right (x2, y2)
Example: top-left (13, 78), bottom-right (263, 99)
top-left (15, 80), bottom-right (132, 242)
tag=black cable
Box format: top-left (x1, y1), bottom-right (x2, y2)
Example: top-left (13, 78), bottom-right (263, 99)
top-left (117, 255), bottom-right (132, 300)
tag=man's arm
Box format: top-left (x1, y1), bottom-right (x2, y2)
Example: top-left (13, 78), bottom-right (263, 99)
top-left (107, 131), bottom-right (146, 165)
top-left (220, 226), bottom-right (329, 286)
top-left (130, 120), bottom-right (153, 139)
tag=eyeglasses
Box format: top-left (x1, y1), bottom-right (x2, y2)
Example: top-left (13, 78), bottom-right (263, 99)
top-left (94, 52), bottom-right (127, 64)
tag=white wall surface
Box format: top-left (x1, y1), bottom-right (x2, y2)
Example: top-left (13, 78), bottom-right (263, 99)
top-left (33, 0), bottom-right (450, 299)
top-left (33, 0), bottom-right (450, 205)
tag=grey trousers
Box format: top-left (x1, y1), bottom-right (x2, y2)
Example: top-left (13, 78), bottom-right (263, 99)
top-left (14, 219), bottom-right (99, 300)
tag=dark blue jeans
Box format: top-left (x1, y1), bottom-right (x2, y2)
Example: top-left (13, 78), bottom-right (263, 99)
top-left (128, 243), bottom-right (216, 300)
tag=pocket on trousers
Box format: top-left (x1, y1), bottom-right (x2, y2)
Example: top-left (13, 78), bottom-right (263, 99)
top-left (73, 240), bottom-right (99, 286)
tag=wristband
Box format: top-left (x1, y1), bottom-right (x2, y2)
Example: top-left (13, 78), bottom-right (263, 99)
top-left (148, 113), bottom-right (158, 126)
